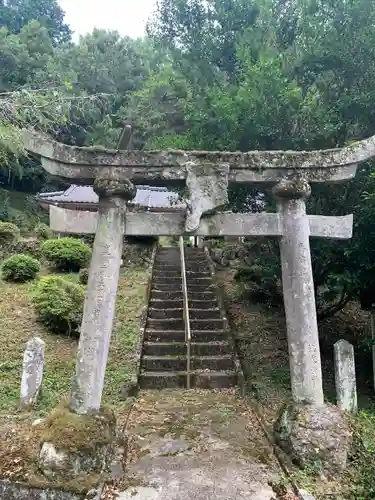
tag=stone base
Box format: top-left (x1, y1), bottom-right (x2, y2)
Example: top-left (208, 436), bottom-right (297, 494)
top-left (39, 405), bottom-right (116, 481)
top-left (0, 480), bottom-right (88, 500)
top-left (274, 402), bottom-right (352, 478)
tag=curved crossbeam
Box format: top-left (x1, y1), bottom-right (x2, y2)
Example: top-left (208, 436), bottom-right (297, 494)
top-left (22, 129), bottom-right (375, 184)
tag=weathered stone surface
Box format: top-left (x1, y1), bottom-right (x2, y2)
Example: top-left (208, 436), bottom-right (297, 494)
top-left (39, 406), bottom-right (116, 480)
top-left (120, 390), bottom-right (282, 500)
top-left (49, 205), bottom-right (354, 240)
top-left (274, 403), bottom-right (352, 477)
top-left (275, 182), bottom-right (324, 406)
top-left (334, 340), bottom-right (357, 413)
top-left (308, 214), bottom-right (353, 239)
top-left (23, 129), bottom-right (365, 184)
top-left (147, 437), bottom-right (192, 457)
top-left (93, 176), bottom-right (136, 201)
top-left (39, 443), bottom-right (67, 478)
top-left (273, 177), bottom-right (311, 199)
top-left (20, 336), bottom-right (45, 408)
top-left (0, 480), bottom-right (85, 500)
top-left (185, 162), bottom-right (229, 232)
top-left (119, 444), bottom-right (277, 500)
top-left (69, 186), bottom-right (129, 414)
top-left (39, 442), bottom-right (112, 480)
top-left (118, 487), bottom-right (159, 499)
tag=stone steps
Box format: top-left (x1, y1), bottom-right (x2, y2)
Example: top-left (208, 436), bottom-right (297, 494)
top-left (139, 371), bottom-right (236, 389)
top-left (153, 275), bottom-right (212, 284)
top-left (150, 290), bottom-right (215, 301)
top-left (142, 355), bottom-right (233, 372)
top-left (146, 318), bottom-right (225, 330)
top-left (155, 264), bottom-right (211, 273)
top-left (150, 299), bottom-right (218, 310)
top-left (152, 282), bottom-right (183, 291)
top-left (139, 246), bottom-right (236, 390)
top-left (144, 329), bottom-right (227, 342)
top-left (143, 341), bottom-right (232, 357)
top-left (148, 308), bottom-right (221, 320)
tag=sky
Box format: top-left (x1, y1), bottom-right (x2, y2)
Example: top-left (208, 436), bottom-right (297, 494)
top-left (59, 0), bottom-right (157, 40)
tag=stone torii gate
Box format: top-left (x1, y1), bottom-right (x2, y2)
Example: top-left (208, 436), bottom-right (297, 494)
top-left (23, 129), bottom-right (375, 417)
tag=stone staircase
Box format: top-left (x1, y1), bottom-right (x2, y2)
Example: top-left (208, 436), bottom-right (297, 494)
top-left (139, 246), bottom-right (236, 389)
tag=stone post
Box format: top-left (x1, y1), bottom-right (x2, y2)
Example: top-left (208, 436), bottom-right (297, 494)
top-left (334, 339), bottom-right (357, 413)
top-left (69, 176), bottom-right (136, 415)
top-left (20, 336), bottom-right (45, 408)
top-left (273, 178), bottom-right (324, 406)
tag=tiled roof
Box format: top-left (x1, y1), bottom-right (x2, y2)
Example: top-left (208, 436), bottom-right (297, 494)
top-left (38, 185), bottom-right (186, 210)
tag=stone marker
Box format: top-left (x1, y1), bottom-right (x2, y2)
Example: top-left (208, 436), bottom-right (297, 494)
top-left (21, 337), bottom-right (45, 407)
top-left (20, 336), bottom-right (45, 408)
top-left (334, 339), bottom-right (357, 413)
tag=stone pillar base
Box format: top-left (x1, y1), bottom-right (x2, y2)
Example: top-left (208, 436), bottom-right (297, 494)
top-left (39, 405), bottom-right (116, 481)
top-left (274, 402), bottom-right (352, 478)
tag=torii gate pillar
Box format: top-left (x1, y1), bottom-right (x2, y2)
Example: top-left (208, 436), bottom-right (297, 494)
top-left (274, 178), bottom-right (323, 405)
top-left (70, 176), bottom-right (136, 414)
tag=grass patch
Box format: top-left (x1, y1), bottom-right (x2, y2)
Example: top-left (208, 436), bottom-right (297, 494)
top-left (104, 266), bottom-right (148, 402)
top-left (0, 260), bottom-right (149, 493)
top-left (0, 265), bottom-right (149, 418)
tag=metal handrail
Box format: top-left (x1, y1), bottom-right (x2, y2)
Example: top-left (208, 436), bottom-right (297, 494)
top-left (179, 236), bottom-right (191, 389)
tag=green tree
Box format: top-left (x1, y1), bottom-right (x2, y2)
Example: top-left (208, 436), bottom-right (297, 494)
top-left (145, 0), bottom-right (375, 318)
top-left (0, 0), bottom-right (71, 44)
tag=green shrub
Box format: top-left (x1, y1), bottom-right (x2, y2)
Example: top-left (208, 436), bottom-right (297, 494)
top-left (0, 221), bottom-right (20, 248)
top-left (78, 268), bottom-right (89, 285)
top-left (34, 222), bottom-right (53, 240)
top-left (31, 276), bottom-right (84, 334)
top-left (1, 254), bottom-right (41, 282)
top-left (41, 238), bottom-right (92, 272)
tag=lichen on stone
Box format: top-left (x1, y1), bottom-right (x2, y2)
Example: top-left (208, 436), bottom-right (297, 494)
top-left (93, 176), bottom-right (136, 201)
top-left (274, 402), bottom-right (352, 478)
top-left (0, 414), bottom-right (108, 494)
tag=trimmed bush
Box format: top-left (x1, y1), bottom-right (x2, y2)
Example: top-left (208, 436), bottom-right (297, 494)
top-left (31, 276), bottom-right (85, 334)
top-left (35, 222), bottom-right (53, 240)
top-left (0, 222), bottom-right (20, 247)
top-left (41, 237), bottom-right (92, 272)
top-left (78, 268), bottom-right (89, 285)
top-left (13, 237), bottom-right (42, 258)
top-left (1, 254), bottom-right (41, 282)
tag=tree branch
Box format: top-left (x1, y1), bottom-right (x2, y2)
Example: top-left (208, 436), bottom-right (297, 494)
top-left (317, 282), bottom-right (352, 322)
